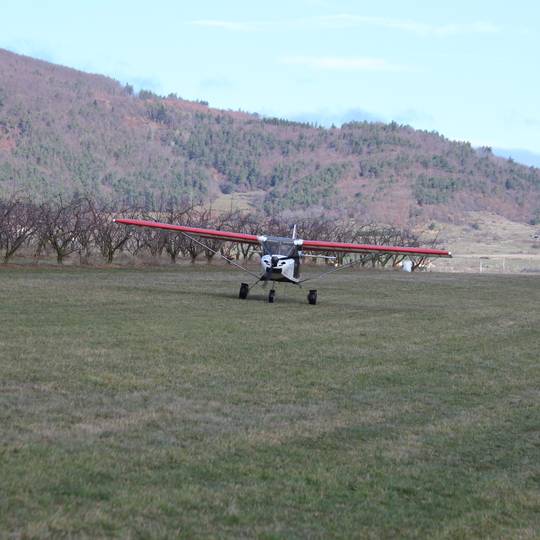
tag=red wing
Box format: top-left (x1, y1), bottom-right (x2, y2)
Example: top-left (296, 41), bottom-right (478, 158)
top-left (301, 239), bottom-right (451, 258)
top-left (113, 218), bottom-right (260, 244)
top-left (114, 219), bottom-right (451, 257)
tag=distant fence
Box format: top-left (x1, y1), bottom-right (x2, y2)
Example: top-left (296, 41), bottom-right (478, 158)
top-left (437, 254), bottom-right (540, 274)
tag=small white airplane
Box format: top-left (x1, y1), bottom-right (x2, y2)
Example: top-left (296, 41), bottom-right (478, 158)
top-left (114, 218), bottom-right (451, 304)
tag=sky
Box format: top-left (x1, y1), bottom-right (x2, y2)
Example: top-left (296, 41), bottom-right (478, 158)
top-left (1, 0), bottom-right (539, 156)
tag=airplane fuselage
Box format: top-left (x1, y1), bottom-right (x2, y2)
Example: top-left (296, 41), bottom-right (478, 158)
top-left (258, 235), bottom-right (302, 284)
top-left (260, 254), bottom-right (298, 282)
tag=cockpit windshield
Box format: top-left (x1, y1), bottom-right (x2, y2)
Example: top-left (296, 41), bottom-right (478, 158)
top-left (262, 237), bottom-right (298, 257)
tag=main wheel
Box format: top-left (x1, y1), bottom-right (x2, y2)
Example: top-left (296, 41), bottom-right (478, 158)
top-left (239, 282), bottom-right (249, 299)
top-left (268, 289), bottom-right (276, 303)
top-left (307, 289), bottom-right (317, 305)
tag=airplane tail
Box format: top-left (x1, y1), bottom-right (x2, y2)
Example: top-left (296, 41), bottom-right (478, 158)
top-left (292, 224), bottom-right (297, 240)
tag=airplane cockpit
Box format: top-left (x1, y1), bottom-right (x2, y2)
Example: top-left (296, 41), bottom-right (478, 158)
top-left (261, 236), bottom-right (299, 258)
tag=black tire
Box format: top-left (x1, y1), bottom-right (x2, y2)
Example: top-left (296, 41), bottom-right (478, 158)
top-left (308, 289), bottom-right (317, 305)
top-left (268, 289), bottom-right (275, 303)
top-left (239, 283), bottom-right (249, 299)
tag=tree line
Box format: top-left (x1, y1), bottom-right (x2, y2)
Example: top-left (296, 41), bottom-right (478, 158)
top-left (0, 194), bottom-right (440, 270)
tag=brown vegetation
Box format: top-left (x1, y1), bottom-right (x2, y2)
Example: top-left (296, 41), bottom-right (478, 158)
top-left (0, 194), bottom-right (439, 269)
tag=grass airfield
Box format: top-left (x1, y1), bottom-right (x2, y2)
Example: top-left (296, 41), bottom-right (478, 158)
top-left (1, 265), bottom-right (539, 538)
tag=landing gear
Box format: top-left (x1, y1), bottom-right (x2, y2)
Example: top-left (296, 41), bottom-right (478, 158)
top-left (239, 282), bottom-right (249, 299)
top-left (307, 289), bottom-right (317, 305)
top-left (268, 289), bottom-right (276, 303)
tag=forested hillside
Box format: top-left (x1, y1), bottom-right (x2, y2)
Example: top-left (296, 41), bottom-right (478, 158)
top-left (0, 48), bottom-right (539, 226)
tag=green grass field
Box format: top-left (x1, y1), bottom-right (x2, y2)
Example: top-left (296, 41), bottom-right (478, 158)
top-left (1, 266), bottom-right (539, 538)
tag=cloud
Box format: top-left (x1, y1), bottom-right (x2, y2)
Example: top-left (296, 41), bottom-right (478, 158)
top-left (190, 19), bottom-right (258, 32)
top-left (0, 40), bottom-right (58, 64)
top-left (502, 110), bottom-right (540, 130)
top-left (312, 15), bottom-right (499, 36)
top-left (275, 106), bottom-right (441, 130)
top-left (128, 76), bottom-right (163, 93)
top-left (199, 76), bottom-right (233, 91)
top-left (280, 55), bottom-right (413, 73)
top-left (492, 148), bottom-right (540, 168)
top-left (286, 107), bottom-right (438, 129)
top-left (288, 107), bottom-right (383, 127)
top-left (393, 108), bottom-right (435, 126)
top-left (189, 15), bottom-right (499, 37)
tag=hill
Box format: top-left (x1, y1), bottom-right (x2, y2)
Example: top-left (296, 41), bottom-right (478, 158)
top-left (0, 48), bottom-right (539, 226)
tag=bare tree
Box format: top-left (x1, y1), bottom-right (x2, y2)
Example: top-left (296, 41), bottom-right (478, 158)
top-left (73, 197), bottom-right (95, 265)
top-left (0, 195), bottom-right (38, 263)
top-left (159, 202), bottom-right (199, 263)
top-left (408, 228), bottom-right (441, 271)
top-left (233, 212), bottom-right (261, 261)
top-left (91, 201), bottom-right (133, 263)
top-left (38, 196), bottom-right (84, 264)
top-left (194, 208), bottom-right (240, 264)
top-left (0, 192), bottom-right (445, 270)
top-left (125, 225), bottom-right (147, 257)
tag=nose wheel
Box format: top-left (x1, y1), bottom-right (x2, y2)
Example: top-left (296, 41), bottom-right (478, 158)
top-left (307, 289), bottom-right (317, 305)
top-left (239, 282), bottom-right (249, 299)
top-left (268, 289), bottom-right (276, 303)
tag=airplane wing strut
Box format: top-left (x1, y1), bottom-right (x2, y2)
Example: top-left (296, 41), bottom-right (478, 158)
top-left (172, 230), bottom-right (261, 280)
top-left (300, 257), bottom-right (370, 284)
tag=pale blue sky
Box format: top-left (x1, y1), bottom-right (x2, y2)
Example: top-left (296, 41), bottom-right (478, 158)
top-left (1, 0), bottom-right (539, 154)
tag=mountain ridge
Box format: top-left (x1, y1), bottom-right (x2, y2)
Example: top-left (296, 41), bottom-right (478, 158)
top-left (0, 47), bottom-right (539, 226)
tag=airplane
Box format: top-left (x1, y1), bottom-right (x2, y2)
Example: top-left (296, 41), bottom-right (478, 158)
top-left (114, 218), bottom-right (452, 304)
